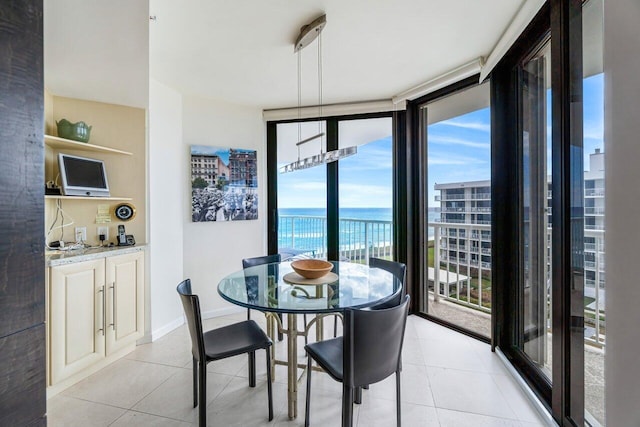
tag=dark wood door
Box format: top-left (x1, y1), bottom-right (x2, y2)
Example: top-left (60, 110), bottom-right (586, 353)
top-left (0, 0), bottom-right (46, 425)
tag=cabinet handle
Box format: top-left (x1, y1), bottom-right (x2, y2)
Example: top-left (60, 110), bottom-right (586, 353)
top-left (109, 282), bottom-right (116, 332)
top-left (98, 286), bottom-right (105, 336)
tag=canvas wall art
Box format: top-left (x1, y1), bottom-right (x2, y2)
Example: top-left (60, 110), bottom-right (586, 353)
top-left (191, 145), bottom-right (258, 222)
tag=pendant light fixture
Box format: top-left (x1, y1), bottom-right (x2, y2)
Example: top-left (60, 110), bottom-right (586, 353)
top-left (279, 14), bottom-right (357, 174)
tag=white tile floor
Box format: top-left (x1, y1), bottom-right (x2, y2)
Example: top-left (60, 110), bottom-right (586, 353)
top-left (47, 312), bottom-right (550, 426)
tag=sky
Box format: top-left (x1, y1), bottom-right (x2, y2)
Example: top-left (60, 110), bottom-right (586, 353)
top-left (191, 145), bottom-right (255, 164)
top-left (277, 73), bottom-right (604, 210)
top-left (277, 136), bottom-right (393, 208)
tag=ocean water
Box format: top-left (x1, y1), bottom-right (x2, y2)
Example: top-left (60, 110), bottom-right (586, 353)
top-left (279, 207), bottom-right (392, 221)
top-left (278, 207), bottom-right (439, 254)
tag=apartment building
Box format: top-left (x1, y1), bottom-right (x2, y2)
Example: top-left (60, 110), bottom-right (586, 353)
top-left (433, 149), bottom-right (605, 345)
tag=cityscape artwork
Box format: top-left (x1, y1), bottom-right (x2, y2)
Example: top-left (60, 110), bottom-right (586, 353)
top-left (191, 145), bottom-right (258, 222)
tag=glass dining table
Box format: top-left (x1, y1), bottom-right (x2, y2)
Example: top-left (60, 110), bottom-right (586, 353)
top-left (217, 260), bottom-right (401, 420)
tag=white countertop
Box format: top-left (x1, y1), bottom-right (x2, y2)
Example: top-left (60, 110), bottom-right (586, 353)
top-left (46, 244), bottom-right (146, 267)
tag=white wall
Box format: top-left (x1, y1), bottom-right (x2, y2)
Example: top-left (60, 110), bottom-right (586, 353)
top-left (148, 79), bottom-right (185, 339)
top-left (604, 1), bottom-right (640, 425)
top-left (182, 96), bottom-right (267, 318)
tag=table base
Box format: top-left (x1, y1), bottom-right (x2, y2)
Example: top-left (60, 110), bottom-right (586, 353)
top-left (264, 311), bottom-right (342, 420)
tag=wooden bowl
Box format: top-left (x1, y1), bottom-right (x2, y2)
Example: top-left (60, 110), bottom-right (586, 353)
top-left (291, 259), bottom-right (333, 279)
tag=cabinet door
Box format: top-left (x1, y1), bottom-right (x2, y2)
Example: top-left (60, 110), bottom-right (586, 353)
top-left (49, 259), bottom-right (106, 384)
top-left (105, 252), bottom-right (144, 355)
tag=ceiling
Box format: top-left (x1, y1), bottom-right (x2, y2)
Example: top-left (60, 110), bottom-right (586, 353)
top-left (44, 0), bottom-right (149, 109)
top-left (44, 0), bottom-right (527, 110)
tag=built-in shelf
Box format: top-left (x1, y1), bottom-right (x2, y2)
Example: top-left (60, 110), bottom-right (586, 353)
top-left (45, 195), bottom-right (133, 201)
top-left (44, 135), bottom-right (132, 156)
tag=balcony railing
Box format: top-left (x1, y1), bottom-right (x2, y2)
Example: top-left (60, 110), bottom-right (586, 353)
top-left (435, 193), bottom-right (466, 201)
top-left (278, 215), bottom-right (393, 263)
top-left (585, 278), bottom-right (606, 288)
top-left (470, 193), bottom-right (491, 200)
top-left (430, 220), bottom-right (606, 348)
top-left (584, 242), bottom-right (605, 252)
top-left (585, 224), bottom-right (605, 230)
top-left (585, 207), bottom-right (605, 215)
top-left (585, 188), bottom-right (605, 197)
top-left (430, 223), bottom-right (493, 313)
top-left (279, 215), bottom-right (606, 348)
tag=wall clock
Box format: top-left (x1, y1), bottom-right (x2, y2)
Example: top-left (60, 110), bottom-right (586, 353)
top-left (114, 203), bottom-right (136, 221)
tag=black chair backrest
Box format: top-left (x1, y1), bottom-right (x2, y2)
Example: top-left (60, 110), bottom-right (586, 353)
top-left (242, 254), bottom-right (281, 305)
top-left (369, 257), bottom-right (407, 308)
top-left (242, 254), bottom-right (281, 269)
top-left (177, 279), bottom-right (205, 362)
top-left (343, 295), bottom-right (410, 388)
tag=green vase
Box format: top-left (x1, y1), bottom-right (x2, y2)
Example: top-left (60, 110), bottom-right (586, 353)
top-left (56, 119), bottom-right (92, 143)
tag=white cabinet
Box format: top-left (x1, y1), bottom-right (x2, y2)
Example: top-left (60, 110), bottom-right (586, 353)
top-left (49, 259), bottom-right (106, 384)
top-left (48, 251), bottom-right (144, 387)
top-left (105, 252), bottom-right (145, 355)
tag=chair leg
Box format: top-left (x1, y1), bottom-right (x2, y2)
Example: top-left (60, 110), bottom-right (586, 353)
top-left (248, 351), bottom-right (256, 387)
top-left (305, 354), bottom-right (312, 427)
top-left (342, 385), bottom-right (354, 427)
top-left (354, 386), bottom-right (362, 404)
top-left (396, 371), bottom-right (401, 427)
top-left (266, 347), bottom-right (273, 421)
top-left (192, 357), bottom-right (198, 408)
top-left (198, 360), bottom-right (207, 427)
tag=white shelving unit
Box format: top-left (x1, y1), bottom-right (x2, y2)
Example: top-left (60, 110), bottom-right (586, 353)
top-left (45, 135), bottom-right (132, 200)
top-left (44, 135), bottom-right (132, 156)
top-left (45, 195), bottom-right (133, 201)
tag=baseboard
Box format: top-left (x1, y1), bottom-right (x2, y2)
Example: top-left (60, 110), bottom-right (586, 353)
top-left (201, 305), bottom-right (244, 320)
top-left (145, 307), bottom-right (247, 342)
top-left (150, 315), bottom-right (185, 342)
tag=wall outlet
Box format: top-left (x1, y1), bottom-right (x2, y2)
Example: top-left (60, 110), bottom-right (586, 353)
top-left (97, 226), bottom-right (109, 242)
top-left (75, 227), bottom-right (87, 243)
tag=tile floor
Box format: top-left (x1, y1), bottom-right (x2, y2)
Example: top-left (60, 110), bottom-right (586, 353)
top-left (47, 312), bottom-right (550, 426)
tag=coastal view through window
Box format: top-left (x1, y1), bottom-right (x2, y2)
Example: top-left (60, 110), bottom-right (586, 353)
top-left (276, 118), bottom-right (393, 264)
top-left (338, 118), bottom-right (393, 263)
top-left (277, 121), bottom-right (328, 259)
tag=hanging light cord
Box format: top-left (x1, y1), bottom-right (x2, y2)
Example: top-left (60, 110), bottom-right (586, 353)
top-left (317, 32), bottom-right (323, 153)
top-left (297, 49), bottom-right (302, 161)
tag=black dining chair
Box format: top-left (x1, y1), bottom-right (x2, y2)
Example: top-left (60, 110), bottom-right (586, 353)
top-left (304, 294), bottom-right (410, 427)
top-left (242, 254), bottom-right (281, 320)
top-left (333, 257), bottom-right (407, 337)
top-left (368, 257), bottom-right (407, 308)
top-left (243, 254), bottom-right (310, 344)
top-left (177, 279), bottom-right (273, 427)
top-left (242, 254), bottom-right (284, 341)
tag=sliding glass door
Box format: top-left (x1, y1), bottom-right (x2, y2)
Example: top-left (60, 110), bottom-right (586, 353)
top-left (268, 114), bottom-right (395, 265)
top-left (414, 80), bottom-right (492, 339)
top-left (492, 1), bottom-right (586, 423)
top-left (520, 41), bottom-right (553, 380)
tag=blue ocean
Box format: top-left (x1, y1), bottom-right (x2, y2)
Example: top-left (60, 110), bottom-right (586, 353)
top-left (277, 208), bottom-right (438, 255)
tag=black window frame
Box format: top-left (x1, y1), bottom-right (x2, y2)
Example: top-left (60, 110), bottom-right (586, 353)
top-left (491, 1), bottom-right (585, 424)
top-left (266, 111), bottom-right (408, 296)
